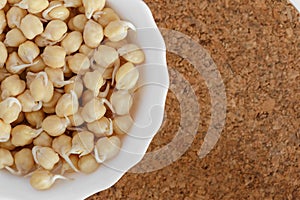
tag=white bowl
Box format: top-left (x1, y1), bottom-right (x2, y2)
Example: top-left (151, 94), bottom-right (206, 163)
top-left (0, 0), bottom-right (169, 199)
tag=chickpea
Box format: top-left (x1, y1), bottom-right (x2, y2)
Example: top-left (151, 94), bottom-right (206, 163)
top-left (0, 97), bottom-right (22, 124)
top-left (17, 90), bottom-right (41, 112)
top-left (83, 70), bottom-right (104, 96)
top-left (115, 62), bottom-right (139, 90)
top-left (110, 90), bottom-right (133, 116)
top-left (0, 10), bottom-right (6, 34)
top-left (113, 114), bottom-right (133, 135)
top-left (6, 6), bottom-right (27, 29)
top-left (29, 71), bottom-right (54, 103)
top-left (55, 90), bottom-right (79, 117)
top-left (104, 20), bottom-right (136, 42)
top-left (79, 44), bottom-right (94, 57)
top-left (33, 132), bottom-right (52, 147)
top-left (68, 14), bottom-right (87, 32)
top-left (81, 89), bottom-right (94, 106)
top-left (93, 45), bottom-right (118, 68)
top-left (83, 19), bottom-right (103, 48)
top-left (0, 42), bottom-right (8, 67)
top-left (0, 148), bottom-right (14, 169)
top-left (42, 20), bottom-right (68, 41)
top-left (45, 67), bottom-right (73, 88)
top-left (0, 0), bottom-right (7, 10)
top-left (30, 169), bottom-right (68, 190)
top-left (94, 136), bottom-right (121, 163)
top-left (82, 0), bottom-right (105, 19)
top-left (25, 110), bottom-right (45, 128)
top-left (4, 28), bottom-right (26, 47)
top-left (42, 115), bottom-right (70, 137)
top-left (61, 31), bottom-right (83, 55)
top-left (32, 146), bottom-right (60, 170)
top-left (48, 6), bottom-right (70, 20)
top-left (42, 1), bottom-right (63, 20)
top-left (66, 53), bottom-right (90, 75)
top-left (20, 14), bottom-right (44, 40)
top-left (18, 41), bottom-right (40, 64)
top-left (68, 108), bottom-right (84, 127)
top-left (11, 125), bottom-right (42, 147)
top-left (118, 44), bottom-right (145, 64)
top-left (0, 119), bottom-right (11, 142)
top-left (6, 148), bottom-right (34, 175)
top-left (61, 155), bottom-right (79, 174)
top-left (78, 154), bottom-right (99, 174)
top-left (87, 117), bottom-right (113, 137)
top-left (27, 0), bottom-right (49, 14)
top-left (42, 46), bottom-right (66, 68)
top-left (64, 76), bottom-right (84, 98)
top-left (94, 8), bottom-right (120, 27)
top-left (1, 74), bottom-right (26, 99)
top-left (42, 91), bottom-right (62, 114)
top-left (81, 98), bottom-right (110, 123)
top-left (69, 131), bottom-right (94, 157)
top-left (64, 0), bottom-right (82, 8)
top-left (0, 139), bottom-right (16, 151)
top-left (28, 56), bottom-right (46, 73)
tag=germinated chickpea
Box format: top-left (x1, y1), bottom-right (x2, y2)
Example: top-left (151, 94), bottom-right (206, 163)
top-left (6, 6), bottom-right (27, 29)
top-left (67, 53), bottom-right (90, 74)
top-left (61, 31), bottom-right (83, 55)
top-left (29, 72), bottom-right (54, 103)
top-left (104, 20), bottom-right (136, 42)
top-left (20, 14), bottom-right (44, 40)
top-left (11, 125), bottom-right (42, 147)
top-left (18, 41), bottom-right (40, 64)
top-left (118, 44), bottom-right (145, 64)
top-left (42, 91), bottom-right (62, 114)
top-left (81, 98), bottom-right (106, 123)
top-left (78, 154), bottom-right (99, 174)
top-left (42, 46), bottom-right (66, 68)
top-left (17, 89), bottom-right (42, 112)
top-left (28, 56), bottom-right (46, 73)
top-left (30, 169), bottom-right (68, 190)
top-left (61, 154), bottom-right (79, 174)
top-left (42, 115), bottom-right (70, 137)
top-left (64, 0), bottom-right (82, 8)
top-left (0, 10), bottom-right (6, 34)
top-left (0, 139), bottom-right (16, 151)
top-left (42, 0), bottom-right (63, 20)
top-left (81, 89), bottom-right (94, 106)
top-left (113, 114), bottom-right (133, 135)
top-left (94, 7), bottom-right (120, 27)
top-left (94, 136), bottom-right (121, 163)
top-left (68, 108), bottom-right (84, 127)
top-left (42, 20), bottom-right (68, 41)
top-left (0, 97), bottom-right (22, 124)
top-left (110, 90), bottom-right (133, 116)
top-left (25, 110), bottom-right (45, 128)
top-left (48, 6), bottom-right (70, 20)
top-left (83, 19), bottom-right (104, 48)
top-left (4, 28), bottom-right (27, 47)
top-left (1, 74), bottom-right (26, 99)
top-left (0, 148), bottom-right (14, 169)
top-left (32, 146), bottom-right (60, 170)
top-left (79, 44), bottom-right (94, 57)
top-left (55, 90), bottom-right (79, 117)
top-left (87, 117), bottom-right (113, 137)
top-left (69, 131), bottom-right (94, 157)
top-left (0, 42), bottom-right (8, 67)
top-left (82, 0), bottom-right (105, 19)
top-left (115, 62), bottom-right (139, 90)
top-left (93, 45), bottom-right (118, 68)
top-left (27, 0), bottom-right (49, 14)
top-left (68, 14), bottom-right (87, 32)
top-left (5, 52), bottom-right (28, 74)
top-left (0, 0), bottom-right (7, 10)
top-left (33, 132), bottom-right (52, 147)
top-left (83, 70), bottom-right (104, 96)
top-left (0, 119), bottom-right (11, 143)
top-left (64, 76), bottom-right (84, 98)
top-left (45, 67), bottom-right (73, 88)
top-left (34, 35), bottom-right (55, 48)
top-left (13, 148), bottom-right (34, 175)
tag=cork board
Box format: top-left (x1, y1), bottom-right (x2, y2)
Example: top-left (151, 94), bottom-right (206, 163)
top-left (87, 0), bottom-right (300, 199)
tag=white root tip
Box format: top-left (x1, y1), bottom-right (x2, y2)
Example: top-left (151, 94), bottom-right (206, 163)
top-left (5, 166), bottom-right (22, 176)
top-left (94, 147), bottom-right (105, 163)
top-left (34, 128), bottom-right (43, 137)
top-left (108, 118), bottom-right (113, 136)
top-left (36, 71), bottom-right (49, 86)
top-left (100, 98), bottom-right (115, 113)
top-left (111, 59), bottom-right (120, 85)
top-left (122, 21), bottom-right (136, 31)
top-left (62, 154), bottom-right (79, 173)
top-left (32, 101), bottom-right (43, 111)
top-left (32, 146), bottom-right (41, 165)
top-left (7, 98), bottom-right (22, 109)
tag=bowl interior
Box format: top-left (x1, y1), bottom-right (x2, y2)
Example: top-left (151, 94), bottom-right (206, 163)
top-left (0, 0), bottom-right (169, 199)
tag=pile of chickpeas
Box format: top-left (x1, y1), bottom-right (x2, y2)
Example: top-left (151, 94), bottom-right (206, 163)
top-left (0, 0), bottom-right (145, 190)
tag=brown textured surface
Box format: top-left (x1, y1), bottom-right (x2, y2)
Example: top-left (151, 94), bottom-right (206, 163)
top-left (87, 0), bottom-right (300, 199)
